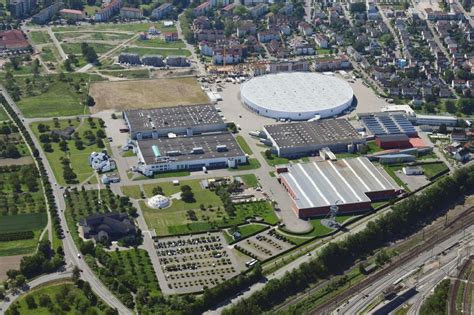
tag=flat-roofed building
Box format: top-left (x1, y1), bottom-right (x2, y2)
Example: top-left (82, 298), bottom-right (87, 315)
top-left (278, 158), bottom-right (400, 218)
top-left (263, 119), bottom-right (365, 158)
top-left (123, 104), bottom-right (226, 140)
top-left (135, 132), bottom-right (247, 175)
top-left (60, 8), bottom-right (85, 20)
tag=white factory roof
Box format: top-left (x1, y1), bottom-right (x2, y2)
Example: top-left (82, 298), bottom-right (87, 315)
top-left (280, 157), bottom-right (400, 210)
top-left (240, 72), bottom-right (354, 119)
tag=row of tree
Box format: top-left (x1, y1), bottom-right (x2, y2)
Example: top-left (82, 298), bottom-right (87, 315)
top-left (0, 95), bottom-right (65, 252)
top-left (223, 165), bottom-right (474, 314)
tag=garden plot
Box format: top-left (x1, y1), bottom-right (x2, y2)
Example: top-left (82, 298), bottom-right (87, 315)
top-left (234, 229), bottom-right (295, 261)
top-left (155, 232), bottom-right (242, 294)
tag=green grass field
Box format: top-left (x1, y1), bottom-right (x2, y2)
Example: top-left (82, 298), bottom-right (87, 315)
top-left (228, 158), bottom-right (261, 171)
top-left (55, 31), bottom-right (132, 42)
top-left (0, 107), bottom-right (9, 121)
top-left (225, 223), bottom-right (267, 243)
top-left (121, 185), bottom-right (143, 199)
top-left (109, 249), bottom-right (160, 294)
top-left (239, 174), bottom-right (259, 188)
top-left (261, 152), bottom-right (290, 166)
top-left (0, 213), bottom-right (47, 233)
top-left (31, 118), bottom-right (110, 185)
top-left (29, 31), bottom-right (51, 45)
top-left (61, 42), bottom-right (116, 55)
top-left (52, 22), bottom-right (173, 33)
top-left (121, 46), bottom-right (191, 57)
top-left (133, 38), bottom-right (186, 49)
top-left (10, 281), bottom-right (111, 314)
top-left (0, 230), bottom-right (42, 256)
top-left (421, 162), bottom-right (449, 180)
top-left (17, 74), bottom-right (103, 118)
top-left (40, 46), bottom-right (60, 63)
top-left (236, 135), bottom-right (253, 155)
top-left (99, 69), bottom-right (150, 79)
top-left (141, 178), bottom-right (277, 236)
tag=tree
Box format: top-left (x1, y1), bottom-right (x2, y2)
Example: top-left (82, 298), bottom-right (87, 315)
top-left (39, 294), bottom-right (52, 307)
top-left (181, 185), bottom-right (194, 202)
top-left (9, 57), bottom-right (20, 70)
top-left (264, 150), bottom-right (272, 159)
top-left (72, 265), bottom-right (81, 283)
top-left (457, 98), bottom-right (473, 115)
top-left (25, 295), bottom-right (37, 309)
top-left (350, 2), bottom-right (366, 13)
top-left (152, 186), bottom-right (163, 195)
top-left (445, 100), bottom-right (456, 113)
top-left (86, 95), bottom-right (95, 107)
top-left (75, 139), bottom-right (84, 150)
top-left (43, 143), bottom-right (53, 152)
top-left (5, 144), bottom-right (20, 158)
top-left (97, 138), bottom-right (105, 148)
top-left (64, 58), bottom-right (73, 72)
top-left (59, 140), bottom-right (68, 152)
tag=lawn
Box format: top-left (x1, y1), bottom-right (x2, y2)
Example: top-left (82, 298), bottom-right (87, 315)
top-left (239, 174), bottom-right (259, 188)
top-left (236, 135), bottom-right (253, 155)
top-left (366, 141), bottom-right (383, 153)
top-left (228, 158), bottom-right (261, 171)
top-left (40, 45), bottom-right (60, 63)
top-left (31, 118), bottom-right (110, 185)
top-left (121, 46), bottom-right (191, 57)
top-left (0, 213), bottom-right (47, 233)
top-left (29, 31), bottom-right (51, 45)
top-left (99, 69), bottom-right (150, 79)
top-left (225, 223), bottom-right (267, 243)
top-left (89, 77), bottom-right (209, 112)
top-left (133, 38), bottom-right (186, 49)
top-left (0, 107), bottom-right (9, 121)
top-left (55, 31), bottom-right (133, 42)
top-left (10, 281), bottom-right (112, 314)
top-left (141, 179), bottom-right (277, 236)
top-left (0, 230), bottom-right (42, 256)
top-left (52, 22), bottom-right (165, 33)
top-left (284, 215), bottom-right (355, 238)
top-left (421, 162), bottom-right (449, 180)
top-left (61, 42), bottom-right (115, 55)
top-left (16, 73), bottom-right (103, 118)
top-left (261, 152), bottom-right (290, 166)
top-left (121, 185), bottom-right (143, 199)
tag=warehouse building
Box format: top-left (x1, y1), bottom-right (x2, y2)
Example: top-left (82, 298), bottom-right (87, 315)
top-left (135, 132), bottom-right (246, 175)
top-left (375, 134), bottom-right (411, 149)
top-left (263, 119), bottom-right (366, 158)
top-left (278, 157), bottom-right (400, 218)
top-left (124, 104), bottom-right (226, 140)
top-left (358, 112), bottom-right (417, 137)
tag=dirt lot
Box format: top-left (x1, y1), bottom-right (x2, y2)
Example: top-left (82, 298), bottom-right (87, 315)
top-left (0, 255), bottom-right (23, 281)
top-left (89, 77), bottom-right (209, 113)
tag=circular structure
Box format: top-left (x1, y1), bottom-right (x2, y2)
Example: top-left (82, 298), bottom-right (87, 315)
top-left (240, 72), bottom-right (354, 120)
top-left (147, 194), bottom-right (171, 209)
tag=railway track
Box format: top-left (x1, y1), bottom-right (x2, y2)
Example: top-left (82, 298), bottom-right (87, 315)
top-left (448, 257), bottom-right (470, 314)
top-left (463, 260), bottom-right (474, 315)
top-left (306, 206), bottom-right (474, 315)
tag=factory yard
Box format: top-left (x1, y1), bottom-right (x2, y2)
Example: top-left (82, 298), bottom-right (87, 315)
top-left (89, 77), bottom-right (209, 112)
top-left (155, 232), bottom-right (242, 294)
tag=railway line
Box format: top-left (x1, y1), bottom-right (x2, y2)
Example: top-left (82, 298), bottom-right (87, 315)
top-left (303, 206), bottom-right (474, 314)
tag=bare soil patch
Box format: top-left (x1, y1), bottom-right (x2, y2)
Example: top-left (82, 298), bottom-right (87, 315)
top-left (89, 77), bottom-right (209, 112)
top-left (0, 255), bottom-right (24, 281)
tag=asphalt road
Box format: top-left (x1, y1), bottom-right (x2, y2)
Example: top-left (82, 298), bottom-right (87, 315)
top-left (0, 270), bottom-right (73, 312)
top-left (0, 86), bottom-right (133, 315)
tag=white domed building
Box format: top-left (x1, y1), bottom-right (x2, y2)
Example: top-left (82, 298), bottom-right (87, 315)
top-left (240, 72), bottom-right (354, 120)
top-left (147, 194), bottom-right (171, 209)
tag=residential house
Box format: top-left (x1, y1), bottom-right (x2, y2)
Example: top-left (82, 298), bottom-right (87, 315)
top-left (298, 21), bottom-right (313, 36)
top-left (142, 55), bottom-right (165, 67)
top-left (152, 3), bottom-right (172, 19)
top-left (8, 0), bottom-right (36, 18)
top-left (193, 1), bottom-right (211, 15)
top-left (164, 31), bottom-right (178, 41)
top-left (314, 55), bottom-right (351, 71)
top-left (249, 3), bottom-right (267, 18)
top-left (32, 1), bottom-right (65, 24)
top-left (118, 53), bottom-right (141, 64)
top-left (95, 0), bottom-right (122, 22)
top-left (166, 55), bottom-right (189, 67)
top-left (120, 7), bottom-right (143, 19)
top-left (315, 34), bottom-right (328, 49)
top-left (236, 21), bottom-right (256, 37)
top-left (0, 30), bottom-right (30, 52)
top-left (257, 29), bottom-right (280, 43)
top-left (60, 8), bottom-right (85, 20)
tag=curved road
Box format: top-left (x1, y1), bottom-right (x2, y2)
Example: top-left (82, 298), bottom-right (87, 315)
top-left (0, 86), bottom-right (133, 315)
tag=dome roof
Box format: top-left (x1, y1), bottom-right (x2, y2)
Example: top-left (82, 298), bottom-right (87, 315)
top-left (147, 194), bottom-right (171, 209)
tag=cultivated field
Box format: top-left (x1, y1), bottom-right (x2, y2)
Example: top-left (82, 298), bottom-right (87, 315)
top-left (89, 77), bottom-right (209, 112)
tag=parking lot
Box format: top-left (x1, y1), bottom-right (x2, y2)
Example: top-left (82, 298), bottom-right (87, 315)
top-left (234, 228), bottom-right (295, 261)
top-left (155, 232), bottom-right (242, 294)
